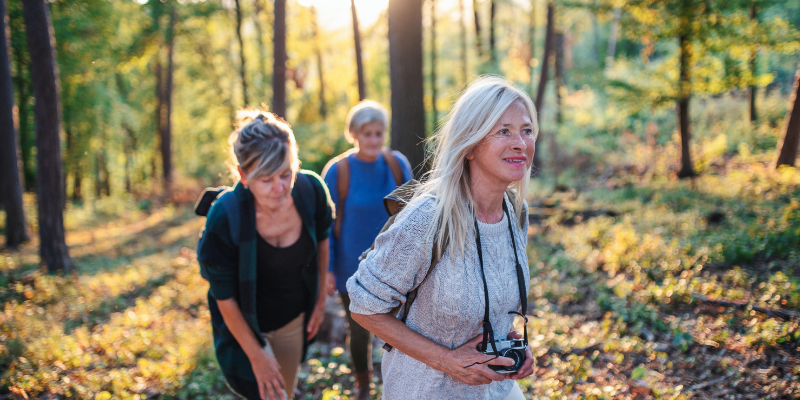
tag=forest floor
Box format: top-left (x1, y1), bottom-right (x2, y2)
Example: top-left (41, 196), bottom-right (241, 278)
top-left (0, 159), bottom-right (799, 399)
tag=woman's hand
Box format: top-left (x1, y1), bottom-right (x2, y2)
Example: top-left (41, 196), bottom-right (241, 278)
top-left (326, 274), bottom-right (337, 296)
top-left (248, 349), bottom-right (286, 400)
top-left (504, 329), bottom-right (534, 380)
top-left (437, 334), bottom-right (515, 385)
top-left (306, 298), bottom-right (326, 340)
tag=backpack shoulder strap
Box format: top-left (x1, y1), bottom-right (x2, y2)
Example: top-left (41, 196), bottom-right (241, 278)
top-left (382, 147), bottom-right (405, 186)
top-left (334, 155), bottom-right (351, 239)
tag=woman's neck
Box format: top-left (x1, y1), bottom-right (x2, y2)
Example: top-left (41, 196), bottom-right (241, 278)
top-left (354, 147), bottom-right (378, 162)
top-left (469, 172), bottom-right (507, 224)
top-left (253, 195), bottom-right (292, 217)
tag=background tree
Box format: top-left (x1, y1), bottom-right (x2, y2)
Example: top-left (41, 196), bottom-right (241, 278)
top-left (776, 59), bottom-right (800, 167)
top-left (533, 1), bottom-right (554, 169)
top-left (389, 0), bottom-right (426, 177)
top-left (351, 0), bottom-right (366, 100)
top-left (472, 0), bottom-right (484, 60)
top-left (0, 0), bottom-right (29, 248)
top-left (21, 0), bottom-right (72, 272)
top-left (273, 0), bottom-right (286, 117)
top-left (234, 0), bottom-right (248, 106)
top-left (430, 0), bottom-right (438, 128)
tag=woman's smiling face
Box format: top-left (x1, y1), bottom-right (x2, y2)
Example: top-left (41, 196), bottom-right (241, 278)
top-left (466, 100), bottom-right (535, 185)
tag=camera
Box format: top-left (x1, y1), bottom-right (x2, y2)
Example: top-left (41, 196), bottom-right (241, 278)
top-left (482, 338), bottom-right (527, 373)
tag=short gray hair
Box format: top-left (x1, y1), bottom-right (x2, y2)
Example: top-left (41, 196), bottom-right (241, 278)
top-left (229, 109), bottom-right (300, 181)
top-left (344, 100), bottom-right (389, 143)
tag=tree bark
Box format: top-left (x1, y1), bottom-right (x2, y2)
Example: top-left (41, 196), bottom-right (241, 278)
top-left (430, 0), bottom-right (437, 127)
top-left (459, 0), bottom-right (468, 85)
top-left (0, 0), bottom-right (29, 247)
top-left (21, 0), bottom-right (72, 272)
top-left (533, 1), bottom-right (554, 170)
top-left (272, 0), bottom-right (287, 118)
top-left (311, 6), bottom-right (326, 118)
top-left (351, 0), bottom-right (366, 100)
top-left (234, 0), bottom-right (248, 106)
top-left (388, 0), bottom-right (426, 178)
top-left (535, 2), bottom-right (553, 111)
top-left (749, 4), bottom-right (758, 123)
top-left (605, 6), bottom-right (621, 72)
top-left (775, 59), bottom-right (800, 168)
top-left (677, 30), bottom-right (694, 178)
top-left (489, 0), bottom-right (496, 65)
top-left (11, 29), bottom-right (33, 191)
top-left (554, 31), bottom-right (565, 125)
top-left (472, 0), bottom-right (484, 60)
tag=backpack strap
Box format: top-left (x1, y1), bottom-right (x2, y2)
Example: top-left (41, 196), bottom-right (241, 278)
top-left (381, 147), bottom-right (405, 186)
top-left (334, 156), bottom-right (350, 238)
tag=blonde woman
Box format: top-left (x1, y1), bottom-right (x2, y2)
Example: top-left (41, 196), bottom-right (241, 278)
top-left (197, 111), bottom-right (334, 400)
top-left (322, 100), bottom-right (412, 400)
top-left (346, 77), bottom-right (537, 399)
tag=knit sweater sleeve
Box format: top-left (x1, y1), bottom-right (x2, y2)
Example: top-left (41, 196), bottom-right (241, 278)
top-left (346, 196), bottom-right (436, 315)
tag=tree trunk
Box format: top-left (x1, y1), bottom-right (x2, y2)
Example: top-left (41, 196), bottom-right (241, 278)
top-left (605, 7), bottom-right (621, 72)
top-left (554, 31), bottom-right (565, 125)
top-left (528, 0), bottom-right (535, 97)
top-left (159, 7), bottom-right (175, 192)
top-left (72, 164), bottom-right (81, 201)
top-left (234, 0), bottom-right (248, 106)
top-left (311, 6), bottom-right (326, 118)
top-left (430, 0), bottom-right (437, 128)
top-left (0, 0), bottom-right (29, 248)
top-left (677, 31), bottom-right (694, 178)
top-left (591, 0), bottom-right (599, 64)
top-left (533, 1), bottom-right (554, 171)
top-left (252, 0), bottom-right (267, 92)
top-left (388, 0), bottom-right (426, 178)
top-left (351, 0), bottom-right (366, 100)
top-left (535, 2), bottom-right (553, 110)
top-left (272, 0), bottom-right (286, 118)
top-left (472, 0), bottom-right (483, 60)
top-left (775, 59), bottom-right (800, 168)
top-left (21, 0), bottom-right (72, 272)
top-left (749, 4), bottom-right (758, 123)
top-left (459, 0), bottom-right (468, 85)
top-left (12, 33), bottom-right (33, 191)
top-left (489, 0), bottom-right (496, 65)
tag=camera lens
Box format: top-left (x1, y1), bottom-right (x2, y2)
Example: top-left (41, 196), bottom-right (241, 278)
top-left (499, 348), bottom-right (525, 372)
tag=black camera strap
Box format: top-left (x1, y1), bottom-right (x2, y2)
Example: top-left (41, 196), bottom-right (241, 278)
top-left (473, 199), bottom-right (529, 357)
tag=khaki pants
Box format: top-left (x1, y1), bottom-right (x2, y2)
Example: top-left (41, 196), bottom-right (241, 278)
top-left (261, 312), bottom-right (304, 400)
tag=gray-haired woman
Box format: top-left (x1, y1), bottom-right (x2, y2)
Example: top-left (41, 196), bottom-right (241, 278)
top-left (197, 111), bottom-right (334, 400)
top-left (322, 100), bottom-right (412, 400)
top-left (347, 77), bottom-right (537, 399)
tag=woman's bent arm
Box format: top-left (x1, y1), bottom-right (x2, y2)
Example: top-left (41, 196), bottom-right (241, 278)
top-left (351, 312), bottom-right (513, 386)
top-left (307, 238), bottom-right (329, 339)
top-left (217, 298), bottom-right (285, 400)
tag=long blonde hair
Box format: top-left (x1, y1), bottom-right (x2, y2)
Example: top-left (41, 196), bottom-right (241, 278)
top-left (411, 76), bottom-right (539, 257)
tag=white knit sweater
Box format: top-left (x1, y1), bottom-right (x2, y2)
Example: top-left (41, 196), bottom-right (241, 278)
top-left (346, 194), bottom-right (530, 400)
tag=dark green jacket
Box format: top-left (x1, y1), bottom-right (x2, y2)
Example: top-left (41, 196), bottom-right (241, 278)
top-left (197, 170), bottom-right (334, 388)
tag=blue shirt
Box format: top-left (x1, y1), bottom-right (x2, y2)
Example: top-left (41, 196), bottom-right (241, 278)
top-left (323, 150), bottom-right (413, 293)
